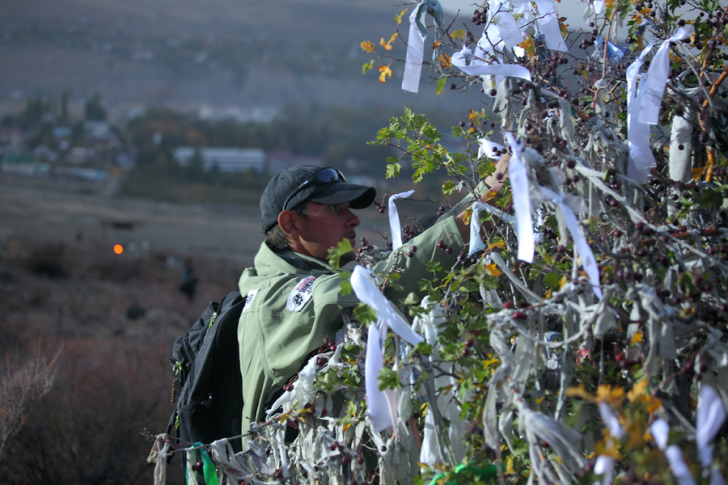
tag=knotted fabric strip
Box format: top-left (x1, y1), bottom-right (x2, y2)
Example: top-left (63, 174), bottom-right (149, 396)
top-left (539, 186), bottom-right (602, 299)
top-left (452, 46), bottom-right (532, 80)
top-left (505, 132), bottom-right (534, 263)
top-left (696, 384), bottom-right (727, 485)
top-left (626, 44), bottom-right (655, 184)
top-left (402, 1), bottom-right (445, 93)
top-left (650, 419), bottom-right (697, 485)
top-left (468, 201), bottom-right (516, 256)
top-left (534, 0), bottom-right (568, 51)
top-left (389, 190), bottom-right (415, 251)
top-left (477, 138), bottom-right (506, 159)
top-left (639, 28), bottom-right (689, 125)
top-left (351, 266), bottom-right (423, 431)
top-left (366, 321), bottom-right (394, 431)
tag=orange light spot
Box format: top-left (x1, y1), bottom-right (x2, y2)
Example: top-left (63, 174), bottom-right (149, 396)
top-left (113, 244), bottom-right (124, 255)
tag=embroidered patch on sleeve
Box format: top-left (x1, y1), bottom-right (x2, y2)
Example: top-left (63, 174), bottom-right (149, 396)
top-left (286, 276), bottom-right (316, 312)
top-left (242, 289), bottom-right (258, 313)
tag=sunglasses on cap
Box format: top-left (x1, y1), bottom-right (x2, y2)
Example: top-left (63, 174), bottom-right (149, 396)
top-left (281, 167), bottom-right (346, 211)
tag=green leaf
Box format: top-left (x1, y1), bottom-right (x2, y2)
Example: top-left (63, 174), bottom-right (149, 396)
top-left (386, 160), bottom-right (401, 178)
top-left (413, 342), bottom-right (433, 357)
top-left (362, 60), bottom-right (374, 74)
top-left (327, 238), bottom-right (354, 269)
top-left (450, 29), bottom-right (466, 39)
top-left (378, 367), bottom-right (400, 390)
top-left (543, 271), bottom-right (561, 290)
top-left (442, 179), bottom-right (457, 195)
top-left (426, 260), bottom-right (443, 273)
top-left (353, 302), bottom-right (378, 324)
top-left (436, 76), bottom-right (447, 96)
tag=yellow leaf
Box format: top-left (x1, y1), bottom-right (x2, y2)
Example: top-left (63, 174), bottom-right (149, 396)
top-left (518, 37), bottom-right (535, 57)
top-left (432, 40), bottom-right (442, 49)
top-left (380, 38), bottom-right (393, 51)
top-left (596, 384), bottom-right (624, 404)
top-left (482, 357), bottom-right (500, 369)
top-left (438, 53), bottom-right (452, 68)
top-left (536, 396), bottom-right (545, 405)
top-left (488, 240), bottom-right (505, 250)
top-left (645, 396), bottom-right (662, 414)
top-left (505, 455), bottom-right (515, 475)
top-left (482, 189), bottom-right (498, 202)
top-left (485, 263), bottom-right (502, 277)
top-left (451, 29), bottom-right (466, 39)
top-left (388, 33), bottom-right (398, 45)
top-left (343, 422), bottom-right (351, 432)
top-left (565, 385), bottom-right (593, 401)
top-left (360, 40), bottom-right (376, 53)
top-left (545, 289), bottom-right (552, 299)
top-left (558, 275), bottom-right (568, 290)
top-left (691, 166), bottom-right (706, 182)
top-left (394, 8), bottom-right (407, 24)
top-left (378, 65), bottom-right (393, 83)
top-left (462, 207), bottom-right (472, 225)
top-left (627, 379), bottom-right (649, 402)
top-left (630, 331), bottom-right (643, 346)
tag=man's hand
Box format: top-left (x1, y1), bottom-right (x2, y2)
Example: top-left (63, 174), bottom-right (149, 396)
top-left (482, 153), bottom-right (510, 195)
top-left (454, 153), bottom-right (511, 243)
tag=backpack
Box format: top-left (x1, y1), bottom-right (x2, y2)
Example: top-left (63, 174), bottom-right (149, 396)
top-left (167, 291), bottom-right (246, 458)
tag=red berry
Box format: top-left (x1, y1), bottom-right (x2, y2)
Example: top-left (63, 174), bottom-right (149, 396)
top-left (502, 301), bottom-right (514, 309)
top-left (513, 311), bottom-right (527, 320)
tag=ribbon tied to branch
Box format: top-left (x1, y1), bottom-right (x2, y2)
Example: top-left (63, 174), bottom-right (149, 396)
top-left (388, 190), bottom-right (415, 251)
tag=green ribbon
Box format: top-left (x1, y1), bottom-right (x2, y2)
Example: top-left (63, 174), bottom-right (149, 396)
top-left (200, 447), bottom-right (220, 485)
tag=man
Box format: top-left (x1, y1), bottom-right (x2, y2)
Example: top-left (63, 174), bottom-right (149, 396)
top-left (237, 160), bottom-right (508, 442)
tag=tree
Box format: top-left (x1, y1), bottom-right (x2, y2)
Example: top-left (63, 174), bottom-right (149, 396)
top-left (149, 2), bottom-right (728, 483)
top-left (84, 92), bottom-right (107, 121)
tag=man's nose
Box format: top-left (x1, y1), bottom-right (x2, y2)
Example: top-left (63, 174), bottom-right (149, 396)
top-left (345, 208), bottom-right (360, 228)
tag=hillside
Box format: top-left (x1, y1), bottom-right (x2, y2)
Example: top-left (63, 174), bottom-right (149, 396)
top-left (0, 0), bottom-right (478, 113)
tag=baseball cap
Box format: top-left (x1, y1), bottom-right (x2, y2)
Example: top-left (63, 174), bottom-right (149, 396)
top-left (260, 165), bottom-right (376, 232)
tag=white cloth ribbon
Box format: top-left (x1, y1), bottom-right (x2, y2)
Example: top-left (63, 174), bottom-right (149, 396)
top-left (351, 266), bottom-right (423, 431)
top-left (452, 46), bottom-right (532, 80)
top-left (539, 186), bottom-right (602, 299)
top-left (534, 0), bottom-right (568, 51)
top-left (696, 384), bottom-right (727, 485)
top-left (350, 266), bottom-right (423, 345)
top-left (505, 132), bottom-right (534, 263)
top-left (639, 28), bottom-right (689, 125)
top-left (402, 6), bottom-right (426, 93)
top-left (489, 0), bottom-right (524, 48)
top-left (365, 322), bottom-right (394, 431)
top-left (594, 455), bottom-right (615, 485)
top-left (593, 0), bottom-right (605, 14)
top-left (650, 419), bottom-right (697, 485)
top-left (626, 44), bottom-right (656, 184)
top-left (598, 401), bottom-right (623, 439)
top-left (468, 201), bottom-right (516, 256)
top-left (388, 190), bottom-right (415, 251)
top-left (477, 138), bottom-right (506, 159)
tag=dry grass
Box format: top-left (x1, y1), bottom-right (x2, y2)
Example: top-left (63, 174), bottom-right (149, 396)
top-left (0, 234), bottom-right (243, 483)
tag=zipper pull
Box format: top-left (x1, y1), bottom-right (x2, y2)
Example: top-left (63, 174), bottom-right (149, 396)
top-left (208, 312), bottom-right (218, 329)
top-left (171, 361), bottom-right (182, 403)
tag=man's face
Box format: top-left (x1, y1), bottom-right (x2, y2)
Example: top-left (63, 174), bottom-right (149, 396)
top-left (290, 201), bottom-right (361, 264)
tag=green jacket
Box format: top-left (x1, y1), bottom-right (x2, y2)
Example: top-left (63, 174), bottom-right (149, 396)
top-left (237, 214), bottom-right (464, 442)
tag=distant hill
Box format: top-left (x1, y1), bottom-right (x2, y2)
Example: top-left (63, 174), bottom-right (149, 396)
top-left (0, 0), bottom-right (478, 114)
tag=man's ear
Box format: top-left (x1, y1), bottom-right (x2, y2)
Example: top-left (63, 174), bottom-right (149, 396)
top-left (278, 210), bottom-right (298, 237)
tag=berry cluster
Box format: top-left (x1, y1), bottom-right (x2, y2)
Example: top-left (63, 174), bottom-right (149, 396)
top-left (470, 7), bottom-right (488, 26)
top-left (436, 238), bottom-right (453, 254)
top-left (372, 198), bottom-right (386, 214)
